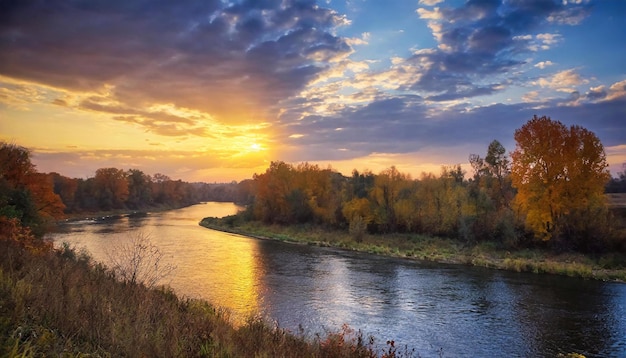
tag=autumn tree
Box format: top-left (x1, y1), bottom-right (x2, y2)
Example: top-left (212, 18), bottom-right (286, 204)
top-left (50, 173), bottom-right (78, 212)
top-left (93, 168), bottom-right (129, 210)
top-left (370, 166), bottom-right (410, 232)
top-left (511, 115), bottom-right (610, 248)
top-left (414, 168), bottom-right (470, 238)
top-left (468, 141), bottom-right (517, 245)
top-left (126, 169), bottom-right (153, 209)
top-left (0, 142), bottom-right (65, 236)
top-left (252, 161), bottom-right (297, 223)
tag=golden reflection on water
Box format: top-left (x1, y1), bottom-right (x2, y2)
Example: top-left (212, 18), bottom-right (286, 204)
top-left (173, 229), bottom-right (266, 326)
top-left (206, 235), bottom-right (264, 325)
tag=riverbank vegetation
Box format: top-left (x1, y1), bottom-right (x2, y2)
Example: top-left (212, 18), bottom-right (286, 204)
top-left (202, 116), bottom-right (626, 281)
top-left (0, 224), bottom-right (404, 357)
top-left (201, 217), bottom-right (626, 282)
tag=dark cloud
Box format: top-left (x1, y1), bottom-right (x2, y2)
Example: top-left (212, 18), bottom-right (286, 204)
top-left (0, 0), bottom-right (350, 125)
top-left (586, 88), bottom-right (607, 100)
top-left (410, 0), bottom-right (591, 101)
top-left (280, 91), bottom-right (626, 163)
top-left (78, 99), bottom-right (213, 137)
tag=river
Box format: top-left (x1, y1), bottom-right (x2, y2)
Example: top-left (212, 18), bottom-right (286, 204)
top-left (47, 202), bottom-right (626, 357)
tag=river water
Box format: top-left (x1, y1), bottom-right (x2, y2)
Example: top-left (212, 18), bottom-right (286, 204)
top-left (47, 202), bottom-right (626, 357)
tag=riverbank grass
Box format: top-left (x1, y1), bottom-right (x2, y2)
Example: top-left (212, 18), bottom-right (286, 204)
top-left (200, 216), bottom-right (626, 282)
top-left (0, 237), bottom-right (395, 357)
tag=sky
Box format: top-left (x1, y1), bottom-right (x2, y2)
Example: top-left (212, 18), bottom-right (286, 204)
top-left (1, 0), bottom-right (625, 182)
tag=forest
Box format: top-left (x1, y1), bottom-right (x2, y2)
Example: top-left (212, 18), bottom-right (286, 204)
top-left (233, 116), bottom-right (626, 254)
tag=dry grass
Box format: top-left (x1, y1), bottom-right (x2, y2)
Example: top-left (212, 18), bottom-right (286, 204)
top-left (0, 237), bottom-right (415, 358)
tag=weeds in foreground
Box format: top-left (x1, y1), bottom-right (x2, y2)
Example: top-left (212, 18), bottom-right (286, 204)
top-left (0, 236), bottom-right (420, 357)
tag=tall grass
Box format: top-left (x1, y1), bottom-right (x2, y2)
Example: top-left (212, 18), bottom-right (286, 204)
top-left (0, 237), bottom-right (417, 357)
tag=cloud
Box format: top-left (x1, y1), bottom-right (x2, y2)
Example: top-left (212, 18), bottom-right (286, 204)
top-left (528, 33), bottom-right (562, 50)
top-left (522, 90), bottom-right (540, 103)
top-left (418, 0), bottom-right (444, 6)
top-left (3, 0), bottom-right (622, 182)
top-left (0, 0), bottom-right (351, 125)
top-left (606, 79), bottom-right (626, 101)
top-left (534, 68), bottom-right (588, 91)
top-left (534, 60), bottom-right (555, 69)
top-left (585, 85), bottom-right (607, 100)
top-left (408, 0), bottom-right (590, 102)
top-left (269, 1), bottom-right (618, 167)
top-left (30, 148), bottom-right (269, 182)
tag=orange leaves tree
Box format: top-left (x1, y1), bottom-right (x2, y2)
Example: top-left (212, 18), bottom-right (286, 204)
top-left (511, 116), bottom-right (610, 249)
top-left (0, 142), bottom-right (65, 237)
top-left (252, 161), bottom-right (343, 225)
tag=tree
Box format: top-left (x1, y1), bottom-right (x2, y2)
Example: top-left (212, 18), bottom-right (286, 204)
top-left (93, 168), bottom-right (129, 210)
top-left (0, 142), bottom-right (65, 235)
top-left (371, 166), bottom-right (410, 232)
top-left (50, 173), bottom-right (78, 212)
top-left (468, 141), bottom-right (517, 244)
top-left (252, 161), bottom-right (296, 224)
top-left (126, 169), bottom-right (153, 209)
top-left (511, 115), bottom-right (610, 246)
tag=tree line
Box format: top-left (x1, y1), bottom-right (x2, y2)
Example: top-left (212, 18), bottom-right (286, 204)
top-left (237, 116), bottom-right (625, 253)
top-left (2, 115), bottom-right (624, 252)
top-left (49, 169), bottom-right (240, 213)
top-left (0, 142), bottom-right (240, 236)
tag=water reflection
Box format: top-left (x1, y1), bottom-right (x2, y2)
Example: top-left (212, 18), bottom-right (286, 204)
top-left (48, 203), bottom-right (626, 357)
top-left (168, 231), bottom-right (265, 323)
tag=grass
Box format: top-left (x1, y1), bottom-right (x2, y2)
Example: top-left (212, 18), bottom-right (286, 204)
top-left (0, 237), bottom-right (413, 358)
top-left (200, 217), bottom-right (626, 283)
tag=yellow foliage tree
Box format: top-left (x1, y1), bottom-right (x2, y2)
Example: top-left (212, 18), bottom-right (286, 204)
top-left (511, 116), bottom-right (610, 243)
top-left (371, 166), bottom-right (410, 232)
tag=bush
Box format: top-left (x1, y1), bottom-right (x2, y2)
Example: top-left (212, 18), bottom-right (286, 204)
top-left (106, 231), bottom-right (176, 288)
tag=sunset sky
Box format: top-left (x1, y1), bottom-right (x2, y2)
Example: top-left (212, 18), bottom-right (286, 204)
top-left (1, 0), bottom-right (625, 182)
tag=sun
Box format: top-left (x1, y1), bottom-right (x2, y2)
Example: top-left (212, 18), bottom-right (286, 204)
top-left (249, 143), bottom-right (263, 152)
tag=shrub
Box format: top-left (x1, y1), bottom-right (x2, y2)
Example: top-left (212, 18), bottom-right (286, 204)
top-left (106, 231), bottom-right (176, 288)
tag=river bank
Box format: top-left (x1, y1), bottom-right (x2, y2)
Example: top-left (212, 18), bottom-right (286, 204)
top-left (0, 236), bottom-right (390, 357)
top-left (200, 216), bottom-right (626, 283)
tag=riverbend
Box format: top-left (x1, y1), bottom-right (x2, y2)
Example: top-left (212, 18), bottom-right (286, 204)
top-left (48, 203), bottom-right (626, 357)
